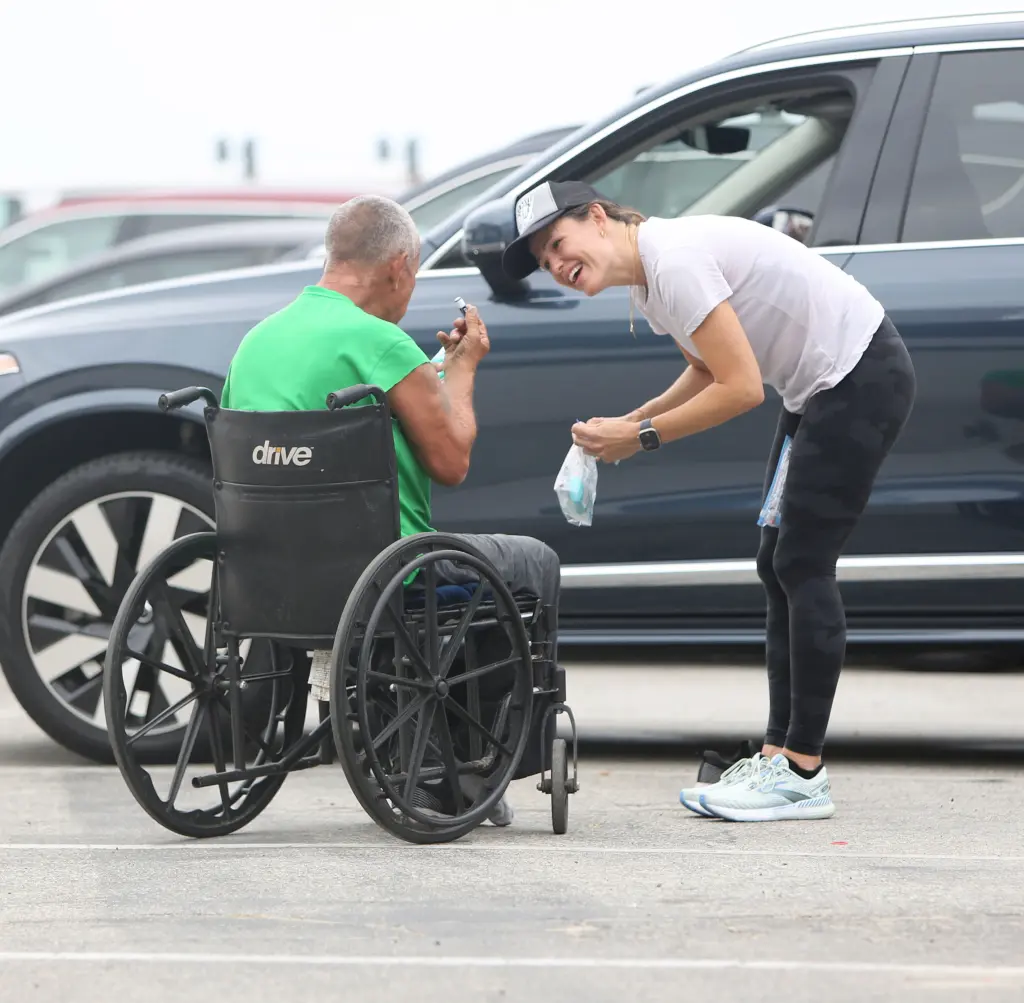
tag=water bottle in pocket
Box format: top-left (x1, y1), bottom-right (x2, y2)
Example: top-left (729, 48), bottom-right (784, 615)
top-left (757, 434), bottom-right (793, 528)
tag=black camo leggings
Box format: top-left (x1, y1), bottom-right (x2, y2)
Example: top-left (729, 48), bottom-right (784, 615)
top-left (758, 316), bottom-right (916, 757)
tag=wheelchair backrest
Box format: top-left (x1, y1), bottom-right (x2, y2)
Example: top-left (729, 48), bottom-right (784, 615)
top-left (206, 398), bottom-right (400, 642)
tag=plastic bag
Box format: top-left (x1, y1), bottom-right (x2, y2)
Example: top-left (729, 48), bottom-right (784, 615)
top-left (554, 444), bottom-right (598, 527)
top-left (757, 434), bottom-right (793, 528)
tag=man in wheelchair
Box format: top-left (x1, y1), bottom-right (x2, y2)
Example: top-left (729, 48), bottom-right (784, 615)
top-left (219, 195), bottom-right (562, 827)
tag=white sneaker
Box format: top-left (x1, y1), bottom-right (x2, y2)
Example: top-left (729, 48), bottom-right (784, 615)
top-left (699, 753), bottom-right (835, 822)
top-left (679, 754), bottom-right (768, 817)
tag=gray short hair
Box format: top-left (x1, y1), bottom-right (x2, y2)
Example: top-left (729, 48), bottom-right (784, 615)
top-left (324, 194), bottom-right (420, 268)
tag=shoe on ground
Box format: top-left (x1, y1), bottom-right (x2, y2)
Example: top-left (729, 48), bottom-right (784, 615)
top-left (679, 752), bottom-right (768, 817)
top-left (415, 775), bottom-right (514, 827)
top-left (698, 752), bottom-right (835, 822)
top-left (460, 774), bottom-right (514, 826)
top-left (695, 740), bottom-right (759, 784)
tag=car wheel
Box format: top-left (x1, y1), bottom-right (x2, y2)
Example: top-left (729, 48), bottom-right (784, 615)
top-left (0, 451), bottom-right (219, 763)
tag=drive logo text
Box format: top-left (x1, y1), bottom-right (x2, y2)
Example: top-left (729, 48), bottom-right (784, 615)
top-left (251, 441), bottom-right (313, 466)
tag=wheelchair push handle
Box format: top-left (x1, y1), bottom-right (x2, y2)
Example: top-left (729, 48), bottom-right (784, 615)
top-left (158, 386), bottom-right (219, 412)
top-left (325, 384), bottom-right (388, 411)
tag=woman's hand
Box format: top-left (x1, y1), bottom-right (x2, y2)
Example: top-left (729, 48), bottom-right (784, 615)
top-left (571, 418), bottom-right (643, 463)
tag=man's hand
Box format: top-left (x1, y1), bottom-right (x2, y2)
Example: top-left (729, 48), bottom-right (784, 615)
top-left (571, 418), bottom-right (643, 464)
top-left (438, 304), bottom-right (489, 368)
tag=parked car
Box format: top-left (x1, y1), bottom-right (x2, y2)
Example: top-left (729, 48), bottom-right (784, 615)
top-left (0, 219), bottom-right (328, 316)
top-left (398, 126), bottom-right (580, 234)
top-left (2, 12), bottom-right (1024, 761)
top-left (0, 198), bottom-right (338, 296)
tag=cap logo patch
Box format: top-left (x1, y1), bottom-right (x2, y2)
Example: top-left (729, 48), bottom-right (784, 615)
top-left (515, 193), bottom-right (535, 235)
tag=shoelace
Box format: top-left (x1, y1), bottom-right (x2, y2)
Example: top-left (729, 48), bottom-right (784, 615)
top-left (743, 755), bottom-right (789, 793)
top-left (719, 753), bottom-right (768, 786)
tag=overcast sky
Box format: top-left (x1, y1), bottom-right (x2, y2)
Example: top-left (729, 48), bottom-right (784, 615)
top-left (0, 0), bottom-right (1011, 199)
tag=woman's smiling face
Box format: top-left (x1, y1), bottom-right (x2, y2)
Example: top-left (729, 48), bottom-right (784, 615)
top-left (528, 205), bottom-right (617, 296)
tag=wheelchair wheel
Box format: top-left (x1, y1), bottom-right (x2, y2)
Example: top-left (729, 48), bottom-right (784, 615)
top-left (330, 533), bottom-right (534, 844)
top-left (102, 532), bottom-right (308, 838)
top-left (550, 738), bottom-right (569, 835)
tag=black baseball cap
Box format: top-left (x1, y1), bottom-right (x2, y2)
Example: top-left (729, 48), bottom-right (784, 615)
top-left (501, 179), bottom-right (605, 280)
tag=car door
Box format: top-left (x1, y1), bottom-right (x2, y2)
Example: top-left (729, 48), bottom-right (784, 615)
top-left (840, 43), bottom-right (1024, 634)
top-left (403, 50), bottom-right (909, 637)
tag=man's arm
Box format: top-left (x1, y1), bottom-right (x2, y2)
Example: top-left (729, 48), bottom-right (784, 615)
top-left (386, 306), bottom-right (490, 487)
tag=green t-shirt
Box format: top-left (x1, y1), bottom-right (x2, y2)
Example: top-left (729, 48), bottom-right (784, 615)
top-left (221, 285), bottom-right (434, 538)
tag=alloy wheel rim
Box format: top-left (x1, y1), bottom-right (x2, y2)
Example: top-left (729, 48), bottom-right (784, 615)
top-left (21, 490), bottom-right (215, 736)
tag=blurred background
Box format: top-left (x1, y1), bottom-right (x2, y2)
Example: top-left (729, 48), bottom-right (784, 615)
top-left (0, 0), bottom-right (1005, 305)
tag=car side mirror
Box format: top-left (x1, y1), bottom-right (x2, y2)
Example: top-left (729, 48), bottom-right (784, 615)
top-left (460, 197), bottom-right (529, 300)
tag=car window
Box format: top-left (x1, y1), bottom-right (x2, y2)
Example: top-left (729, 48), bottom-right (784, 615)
top-left (428, 84), bottom-right (853, 272)
top-left (407, 167), bottom-right (520, 234)
top-left (589, 96), bottom-right (848, 225)
top-left (26, 246), bottom-right (278, 306)
top-left (902, 49), bottom-right (1024, 243)
top-left (0, 215), bottom-right (125, 293)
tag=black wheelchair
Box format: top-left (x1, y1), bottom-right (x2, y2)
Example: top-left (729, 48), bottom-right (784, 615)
top-left (101, 383), bottom-right (578, 844)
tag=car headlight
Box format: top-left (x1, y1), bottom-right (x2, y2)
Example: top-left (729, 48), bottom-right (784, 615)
top-left (0, 352), bottom-right (20, 376)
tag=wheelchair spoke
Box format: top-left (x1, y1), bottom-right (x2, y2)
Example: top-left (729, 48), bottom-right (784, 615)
top-left (125, 689), bottom-right (198, 747)
top-left (150, 583), bottom-right (206, 678)
top-left (438, 587), bottom-right (485, 680)
top-left (434, 705), bottom-right (465, 815)
top-left (403, 699), bottom-right (436, 801)
top-left (205, 699), bottom-right (232, 816)
top-left (445, 698), bottom-right (515, 759)
top-left (447, 656), bottom-right (518, 687)
top-left (365, 670), bottom-right (433, 692)
top-left (379, 600), bottom-right (432, 682)
top-left (166, 698), bottom-right (207, 807)
top-left (124, 648), bottom-right (194, 682)
top-left (212, 693), bottom-right (275, 760)
top-left (372, 691), bottom-right (449, 767)
top-left (370, 692), bottom-right (429, 752)
top-left (424, 562), bottom-right (439, 676)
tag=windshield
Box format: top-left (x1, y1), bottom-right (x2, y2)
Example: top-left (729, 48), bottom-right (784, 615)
top-left (0, 215), bottom-right (123, 293)
top-left (407, 166), bottom-right (521, 235)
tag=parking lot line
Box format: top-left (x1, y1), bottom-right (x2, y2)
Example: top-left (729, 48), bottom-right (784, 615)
top-left (0, 842), bottom-right (1019, 861)
top-left (0, 952), bottom-right (1022, 977)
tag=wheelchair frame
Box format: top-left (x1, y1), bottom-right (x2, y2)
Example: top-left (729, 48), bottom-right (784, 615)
top-left (101, 384), bottom-right (578, 844)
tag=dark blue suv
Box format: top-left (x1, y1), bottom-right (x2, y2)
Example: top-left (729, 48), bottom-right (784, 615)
top-left (2, 13), bottom-right (1024, 761)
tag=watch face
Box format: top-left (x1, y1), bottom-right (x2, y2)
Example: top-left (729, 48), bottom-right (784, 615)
top-left (639, 428), bottom-right (660, 451)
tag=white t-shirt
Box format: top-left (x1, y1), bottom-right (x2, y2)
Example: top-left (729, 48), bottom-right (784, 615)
top-left (634, 215), bottom-right (885, 414)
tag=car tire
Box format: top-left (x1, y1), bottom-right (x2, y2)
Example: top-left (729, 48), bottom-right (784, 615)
top-left (0, 450), bottom-right (220, 763)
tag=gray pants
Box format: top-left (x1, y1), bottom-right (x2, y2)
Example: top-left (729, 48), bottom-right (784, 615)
top-left (434, 533), bottom-right (560, 646)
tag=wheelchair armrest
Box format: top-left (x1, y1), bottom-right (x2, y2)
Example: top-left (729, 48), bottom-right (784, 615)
top-left (325, 384), bottom-right (388, 410)
top-left (158, 386), bottom-right (219, 412)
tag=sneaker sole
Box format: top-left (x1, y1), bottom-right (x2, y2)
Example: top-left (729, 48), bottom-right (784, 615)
top-left (699, 795), bottom-right (836, 822)
top-left (679, 793), bottom-right (715, 817)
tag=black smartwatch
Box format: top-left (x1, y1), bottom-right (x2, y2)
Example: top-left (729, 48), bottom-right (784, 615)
top-left (638, 418), bottom-right (661, 451)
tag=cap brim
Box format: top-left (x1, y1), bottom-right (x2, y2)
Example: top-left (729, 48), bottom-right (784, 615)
top-left (500, 209), bottom-right (564, 281)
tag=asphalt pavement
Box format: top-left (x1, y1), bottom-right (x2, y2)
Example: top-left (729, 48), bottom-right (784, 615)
top-left (1, 659), bottom-right (1023, 1003)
